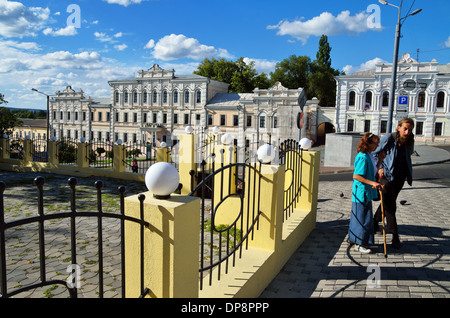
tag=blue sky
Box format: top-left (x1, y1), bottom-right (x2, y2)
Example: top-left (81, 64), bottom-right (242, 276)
top-left (1, 0), bottom-right (449, 110)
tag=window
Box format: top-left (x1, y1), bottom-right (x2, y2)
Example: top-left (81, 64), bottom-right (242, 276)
top-left (124, 91), bottom-right (128, 103)
top-left (133, 91), bottom-right (138, 104)
top-left (115, 112), bottom-right (119, 122)
top-left (163, 113), bottom-right (167, 124)
top-left (436, 91), bottom-right (445, 109)
top-left (143, 91), bottom-right (148, 104)
top-left (207, 114), bottom-right (213, 126)
top-left (163, 90), bottom-right (168, 104)
top-left (348, 91), bottom-right (356, 107)
top-left (380, 120), bottom-right (387, 134)
top-left (365, 91), bottom-right (372, 109)
top-left (106, 112), bottom-right (110, 121)
top-left (124, 113), bottom-right (128, 122)
top-left (98, 131), bottom-right (102, 140)
top-left (152, 91), bottom-right (157, 104)
top-left (273, 116), bottom-right (278, 128)
top-left (416, 121), bottom-right (424, 135)
top-left (133, 113), bottom-right (137, 123)
top-left (115, 91), bottom-right (120, 103)
top-left (382, 91), bottom-right (389, 107)
top-left (418, 92), bottom-right (425, 108)
top-left (153, 113), bottom-right (157, 123)
top-left (67, 111), bottom-right (71, 121)
top-left (220, 114), bottom-right (226, 126)
top-left (174, 113), bottom-right (178, 124)
top-left (196, 90), bottom-right (201, 103)
top-left (184, 114), bottom-right (189, 125)
top-left (173, 90), bottom-right (178, 103)
top-left (259, 115), bottom-right (266, 128)
top-left (184, 90), bottom-right (190, 104)
top-left (98, 112), bottom-right (102, 121)
top-left (143, 113), bottom-right (147, 123)
top-left (75, 111), bottom-right (78, 121)
top-left (347, 119), bottom-right (354, 132)
top-left (434, 122), bottom-right (443, 136)
top-left (364, 120), bottom-right (371, 132)
top-left (246, 115), bottom-right (252, 127)
top-left (233, 115), bottom-right (238, 126)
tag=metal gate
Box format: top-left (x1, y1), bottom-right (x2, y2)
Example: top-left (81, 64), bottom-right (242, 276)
top-left (0, 176), bottom-right (149, 298)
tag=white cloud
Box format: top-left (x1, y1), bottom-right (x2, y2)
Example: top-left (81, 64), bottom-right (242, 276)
top-left (268, 10), bottom-right (378, 44)
top-left (0, 1), bottom-right (50, 38)
top-left (445, 36), bottom-right (450, 48)
top-left (148, 34), bottom-right (233, 61)
top-left (342, 57), bottom-right (386, 74)
top-left (43, 25), bottom-right (77, 37)
top-left (103, 0), bottom-right (146, 7)
top-left (144, 39), bottom-right (155, 49)
top-left (243, 57), bottom-right (277, 74)
top-left (114, 44), bottom-right (128, 51)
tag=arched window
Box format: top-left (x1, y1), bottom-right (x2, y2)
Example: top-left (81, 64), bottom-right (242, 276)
top-left (436, 91), bottom-right (445, 109)
top-left (163, 90), bottom-right (168, 104)
top-left (365, 91), bottom-right (372, 109)
top-left (114, 91), bottom-right (120, 104)
top-left (143, 91), bottom-right (148, 104)
top-left (152, 91), bottom-right (157, 104)
top-left (382, 91), bottom-right (389, 107)
top-left (133, 91), bottom-right (138, 104)
top-left (348, 91), bottom-right (356, 107)
top-left (196, 90), bottom-right (201, 103)
top-left (124, 91), bottom-right (129, 103)
top-left (184, 90), bottom-right (190, 104)
top-left (418, 91), bottom-right (425, 108)
top-left (173, 90), bottom-right (178, 104)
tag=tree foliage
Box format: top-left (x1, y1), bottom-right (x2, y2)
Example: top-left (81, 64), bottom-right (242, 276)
top-left (0, 94), bottom-right (23, 136)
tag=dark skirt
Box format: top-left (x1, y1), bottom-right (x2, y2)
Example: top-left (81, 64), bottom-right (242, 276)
top-left (348, 201), bottom-right (374, 246)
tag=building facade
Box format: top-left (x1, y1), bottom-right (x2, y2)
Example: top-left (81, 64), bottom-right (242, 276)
top-left (334, 53), bottom-right (450, 143)
top-left (49, 64), bottom-right (306, 156)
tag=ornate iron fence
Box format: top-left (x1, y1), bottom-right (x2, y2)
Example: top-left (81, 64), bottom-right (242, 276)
top-left (88, 139), bottom-right (113, 169)
top-left (189, 158), bottom-right (262, 290)
top-left (0, 177), bottom-right (149, 298)
top-left (279, 139), bottom-right (303, 221)
top-left (32, 138), bottom-right (48, 163)
top-left (123, 140), bottom-right (156, 174)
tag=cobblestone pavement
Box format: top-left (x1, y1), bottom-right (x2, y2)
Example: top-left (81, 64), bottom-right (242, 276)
top-left (1, 169), bottom-right (449, 298)
top-left (260, 179), bottom-right (450, 298)
top-left (0, 171), bottom-right (148, 298)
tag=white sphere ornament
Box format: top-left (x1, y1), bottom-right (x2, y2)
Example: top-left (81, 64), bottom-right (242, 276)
top-left (51, 136), bottom-right (57, 141)
top-left (80, 137), bottom-right (86, 143)
top-left (299, 138), bottom-right (312, 150)
top-left (145, 162), bottom-right (180, 199)
top-left (185, 126), bottom-right (194, 134)
top-left (116, 139), bottom-right (123, 145)
top-left (221, 133), bottom-right (233, 145)
top-left (212, 126), bottom-right (221, 134)
top-left (257, 144), bottom-right (276, 163)
top-left (160, 141), bottom-right (167, 148)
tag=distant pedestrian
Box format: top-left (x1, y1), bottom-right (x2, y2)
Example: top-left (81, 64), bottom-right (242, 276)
top-left (132, 158), bottom-right (138, 173)
top-left (373, 118), bottom-right (415, 249)
top-left (348, 133), bottom-right (385, 254)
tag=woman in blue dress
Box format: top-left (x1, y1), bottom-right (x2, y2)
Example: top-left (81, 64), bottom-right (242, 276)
top-left (348, 133), bottom-right (385, 253)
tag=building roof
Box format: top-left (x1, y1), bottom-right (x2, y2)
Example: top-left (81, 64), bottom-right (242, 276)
top-left (19, 118), bottom-right (47, 128)
top-left (206, 93), bottom-right (253, 108)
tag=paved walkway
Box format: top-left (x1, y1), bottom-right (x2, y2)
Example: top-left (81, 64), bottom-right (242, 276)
top-left (260, 145), bottom-right (450, 298)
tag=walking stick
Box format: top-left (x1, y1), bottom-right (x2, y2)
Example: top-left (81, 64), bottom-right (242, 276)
top-left (379, 189), bottom-right (388, 258)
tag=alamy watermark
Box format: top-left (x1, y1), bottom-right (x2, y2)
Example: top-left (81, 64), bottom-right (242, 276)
top-left (367, 4), bottom-right (382, 29)
top-left (66, 4), bottom-right (81, 29)
top-left (66, 264), bottom-right (82, 289)
top-left (366, 264), bottom-right (381, 288)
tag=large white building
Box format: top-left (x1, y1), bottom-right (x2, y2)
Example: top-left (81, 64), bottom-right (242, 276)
top-left (49, 64), bottom-right (305, 155)
top-left (333, 53), bottom-right (450, 143)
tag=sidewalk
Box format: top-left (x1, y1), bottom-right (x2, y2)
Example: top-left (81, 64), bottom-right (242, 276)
top-left (260, 145), bottom-right (450, 298)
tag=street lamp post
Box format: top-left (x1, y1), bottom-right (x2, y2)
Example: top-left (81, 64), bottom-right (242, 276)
top-left (379, 0), bottom-right (422, 133)
top-left (31, 88), bottom-right (51, 142)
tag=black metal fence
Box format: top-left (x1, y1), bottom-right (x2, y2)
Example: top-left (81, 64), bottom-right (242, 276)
top-left (0, 177), bottom-right (149, 298)
top-left (88, 139), bottom-right (113, 169)
top-left (123, 140), bottom-right (156, 174)
top-left (32, 139), bottom-right (48, 163)
top-left (189, 157), bottom-right (262, 290)
top-left (279, 139), bottom-right (303, 221)
top-left (56, 138), bottom-right (78, 165)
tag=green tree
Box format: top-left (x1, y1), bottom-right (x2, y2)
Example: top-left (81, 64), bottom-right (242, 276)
top-left (0, 94), bottom-right (23, 136)
top-left (194, 57), bottom-right (270, 93)
top-left (269, 55), bottom-right (311, 91)
top-left (308, 35), bottom-right (341, 106)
